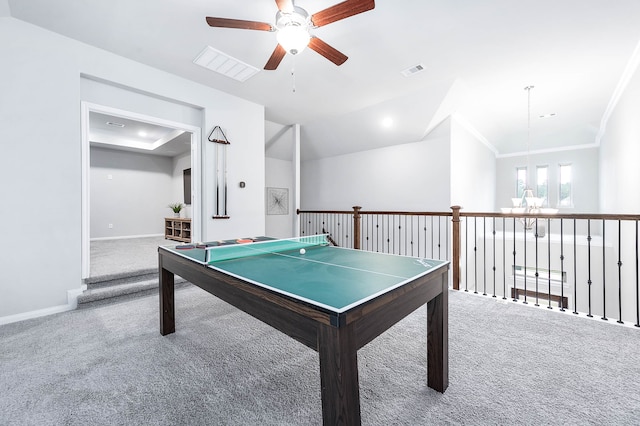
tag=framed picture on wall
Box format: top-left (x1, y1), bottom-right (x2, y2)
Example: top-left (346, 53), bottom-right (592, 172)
top-left (266, 187), bottom-right (288, 215)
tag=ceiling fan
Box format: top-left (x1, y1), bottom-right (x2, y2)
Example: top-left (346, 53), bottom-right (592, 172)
top-left (205, 0), bottom-right (375, 70)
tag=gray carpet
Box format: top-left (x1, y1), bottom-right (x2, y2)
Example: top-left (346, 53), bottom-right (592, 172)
top-left (89, 236), bottom-right (171, 280)
top-left (1, 286), bottom-right (639, 425)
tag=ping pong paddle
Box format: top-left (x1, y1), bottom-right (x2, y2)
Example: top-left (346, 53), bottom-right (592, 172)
top-left (175, 244), bottom-right (195, 250)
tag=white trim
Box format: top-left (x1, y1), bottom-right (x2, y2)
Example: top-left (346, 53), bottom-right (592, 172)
top-left (596, 38), bottom-right (640, 145)
top-left (90, 233), bottom-right (164, 241)
top-left (81, 102), bottom-right (202, 279)
top-left (0, 287), bottom-right (86, 326)
top-left (452, 113), bottom-right (500, 156)
top-left (497, 142), bottom-right (599, 159)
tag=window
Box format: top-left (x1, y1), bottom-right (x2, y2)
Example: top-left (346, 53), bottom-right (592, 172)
top-left (516, 167), bottom-right (527, 198)
top-left (558, 164), bottom-right (572, 207)
top-left (536, 166), bottom-right (548, 206)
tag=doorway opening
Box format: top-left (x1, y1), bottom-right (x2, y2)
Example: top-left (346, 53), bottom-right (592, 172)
top-left (81, 102), bottom-right (202, 279)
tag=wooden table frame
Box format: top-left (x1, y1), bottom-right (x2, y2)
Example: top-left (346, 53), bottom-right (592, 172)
top-left (159, 247), bottom-right (449, 425)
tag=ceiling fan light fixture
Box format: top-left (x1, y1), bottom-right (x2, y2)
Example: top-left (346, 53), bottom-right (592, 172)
top-left (276, 25), bottom-right (310, 55)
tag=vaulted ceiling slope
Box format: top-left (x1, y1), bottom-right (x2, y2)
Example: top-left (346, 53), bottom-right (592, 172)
top-left (8, 0), bottom-right (640, 160)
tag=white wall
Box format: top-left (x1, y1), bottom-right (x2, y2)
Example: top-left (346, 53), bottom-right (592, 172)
top-left (90, 147), bottom-right (173, 238)
top-left (265, 157), bottom-right (295, 238)
top-left (600, 63), bottom-right (640, 214)
top-left (0, 0), bottom-right (9, 16)
top-left (301, 119), bottom-right (452, 212)
top-left (81, 77), bottom-right (203, 129)
top-left (450, 117), bottom-right (496, 211)
top-left (496, 147), bottom-right (600, 213)
top-left (0, 17), bottom-right (264, 320)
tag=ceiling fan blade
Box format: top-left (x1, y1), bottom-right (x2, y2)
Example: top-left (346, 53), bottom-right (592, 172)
top-left (206, 17), bottom-right (273, 31)
top-left (264, 44), bottom-right (286, 70)
top-left (275, 0), bottom-right (294, 13)
top-left (311, 0), bottom-right (375, 27)
top-left (308, 37), bottom-right (348, 66)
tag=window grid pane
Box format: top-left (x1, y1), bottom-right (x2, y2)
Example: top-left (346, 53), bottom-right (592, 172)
top-left (559, 164), bottom-right (572, 207)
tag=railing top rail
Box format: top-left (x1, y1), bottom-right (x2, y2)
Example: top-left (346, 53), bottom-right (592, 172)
top-left (297, 209), bottom-right (452, 217)
top-left (461, 211), bottom-right (640, 221)
top-left (297, 209), bottom-right (355, 215)
top-left (298, 208), bottom-right (640, 221)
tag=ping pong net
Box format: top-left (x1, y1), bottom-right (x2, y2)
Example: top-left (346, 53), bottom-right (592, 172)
top-left (204, 234), bottom-right (330, 263)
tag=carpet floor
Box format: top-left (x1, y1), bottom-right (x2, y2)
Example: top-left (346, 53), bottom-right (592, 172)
top-left (90, 236), bottom-right (171, 279)
top-left (1, 285), bottom-right (639, 425)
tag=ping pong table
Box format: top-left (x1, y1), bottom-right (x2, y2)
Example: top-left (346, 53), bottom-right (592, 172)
top-left (159, 235), bottom-right (449, 425)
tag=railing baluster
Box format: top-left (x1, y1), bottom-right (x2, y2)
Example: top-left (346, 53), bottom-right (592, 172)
top-left (474, 217), bottom-right (478, 294)
top-left (523, 220), bottom-right (528, 304)
top-left (503, 217), bottom-right (507, 300)
top-left (431, 216), bottom-right (434, 258)
top-left (617, 220), bottom-right (623, 324)
top-left (573, 219), bottom-right (578, 315)
top-left (602, 219), bottom-right (607, 321)
top-left (483, 217), bottom-right (487, 296)
top-left (636, 220), bottom-right (639, 328)
top-left (587, 219), bottom-right (593, 318)
top-left (547, 218), bottom-right (552, 309)
top-left (560, 218), bottom-right (566, 311)
top-left (465, 217), bottom-right (469, 292)
top-left (438, 216), bottom-right (442, 259)
top-left (492, 217), bottom-right (496, 298)
top-left (513, 217), bottom-right (517, 302)
top-left (535, 219), bottom-right (540, 307)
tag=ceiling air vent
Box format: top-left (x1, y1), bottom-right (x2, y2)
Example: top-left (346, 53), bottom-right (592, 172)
top-left (193, 46), bottom-right (260, 82)
top-left (401, 63), bottom-right (426, 77)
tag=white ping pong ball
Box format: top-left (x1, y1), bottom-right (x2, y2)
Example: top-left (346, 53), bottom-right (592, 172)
top-left (300, 248), bottom-right (306, 255)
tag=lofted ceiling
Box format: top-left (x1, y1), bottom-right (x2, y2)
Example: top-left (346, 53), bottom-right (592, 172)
top-left (8, 0), bottom-right (640, 161)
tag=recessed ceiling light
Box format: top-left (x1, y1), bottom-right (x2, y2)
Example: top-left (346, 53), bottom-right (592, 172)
top-left (381, 117), bottom-right (393, 128)
top-left (138, 131), bottom-right (148, 137)
top-left (539, 113), bottom-right (557, 119)
top-left (106, 121), bottom-right (125, 127)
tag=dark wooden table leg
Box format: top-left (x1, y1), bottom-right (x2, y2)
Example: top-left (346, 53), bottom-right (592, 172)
top-left (318, 323), bottom-right (361, 425)
top-left (159, 254), bottom-right (175, 336)
top-left (427, 273), bottom-right (449, 392)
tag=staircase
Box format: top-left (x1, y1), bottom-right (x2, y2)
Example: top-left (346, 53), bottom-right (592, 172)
top-left (78, 267), bottom-right (187, 306)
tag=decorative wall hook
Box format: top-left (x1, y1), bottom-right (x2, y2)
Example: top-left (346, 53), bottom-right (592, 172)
top-left (208, 125), bottom-right (231, 145)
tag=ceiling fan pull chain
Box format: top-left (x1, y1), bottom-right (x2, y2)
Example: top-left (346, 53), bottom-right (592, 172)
top-left (291, 56), bottom-right (296, 93)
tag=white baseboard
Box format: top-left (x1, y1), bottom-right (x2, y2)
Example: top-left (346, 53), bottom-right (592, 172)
top-left (0, 286), bottom-right (86, 326)
top-left (90, 233), bottom-right (164, 241)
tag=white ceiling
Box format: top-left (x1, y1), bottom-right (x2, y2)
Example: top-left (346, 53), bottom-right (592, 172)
top-left (8, 0), bottom-right (640, 161)
top-left (89, 112), bottom-right (192, 157)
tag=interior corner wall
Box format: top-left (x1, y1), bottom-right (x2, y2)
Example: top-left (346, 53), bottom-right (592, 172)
top-left (90, 148), bottom-right (173, 239)
top-left (0, 17), bottom-right (264, 320)
top-left (265, 157), bottom-right (294, 238)
top-left (300, 119), bottom-right (452, 212)
top-left (450, 119), bottom-right (496, 211)
top-left (599, 64), bottom-right (640, 214)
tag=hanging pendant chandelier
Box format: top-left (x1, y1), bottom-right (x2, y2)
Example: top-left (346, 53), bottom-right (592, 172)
top-left (502, 85), bottom-right (557, 230)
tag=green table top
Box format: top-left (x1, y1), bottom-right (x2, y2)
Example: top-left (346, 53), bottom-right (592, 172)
top-left (164, 237), bottom-right (448, 313)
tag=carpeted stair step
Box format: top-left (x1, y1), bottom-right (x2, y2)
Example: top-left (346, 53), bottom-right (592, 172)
top-left (77, 276), bottom-right (187, 305)
top-left (85, 272), bottom-right (159, 289)
top-left (84, 268), bottom-right (157, 286)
